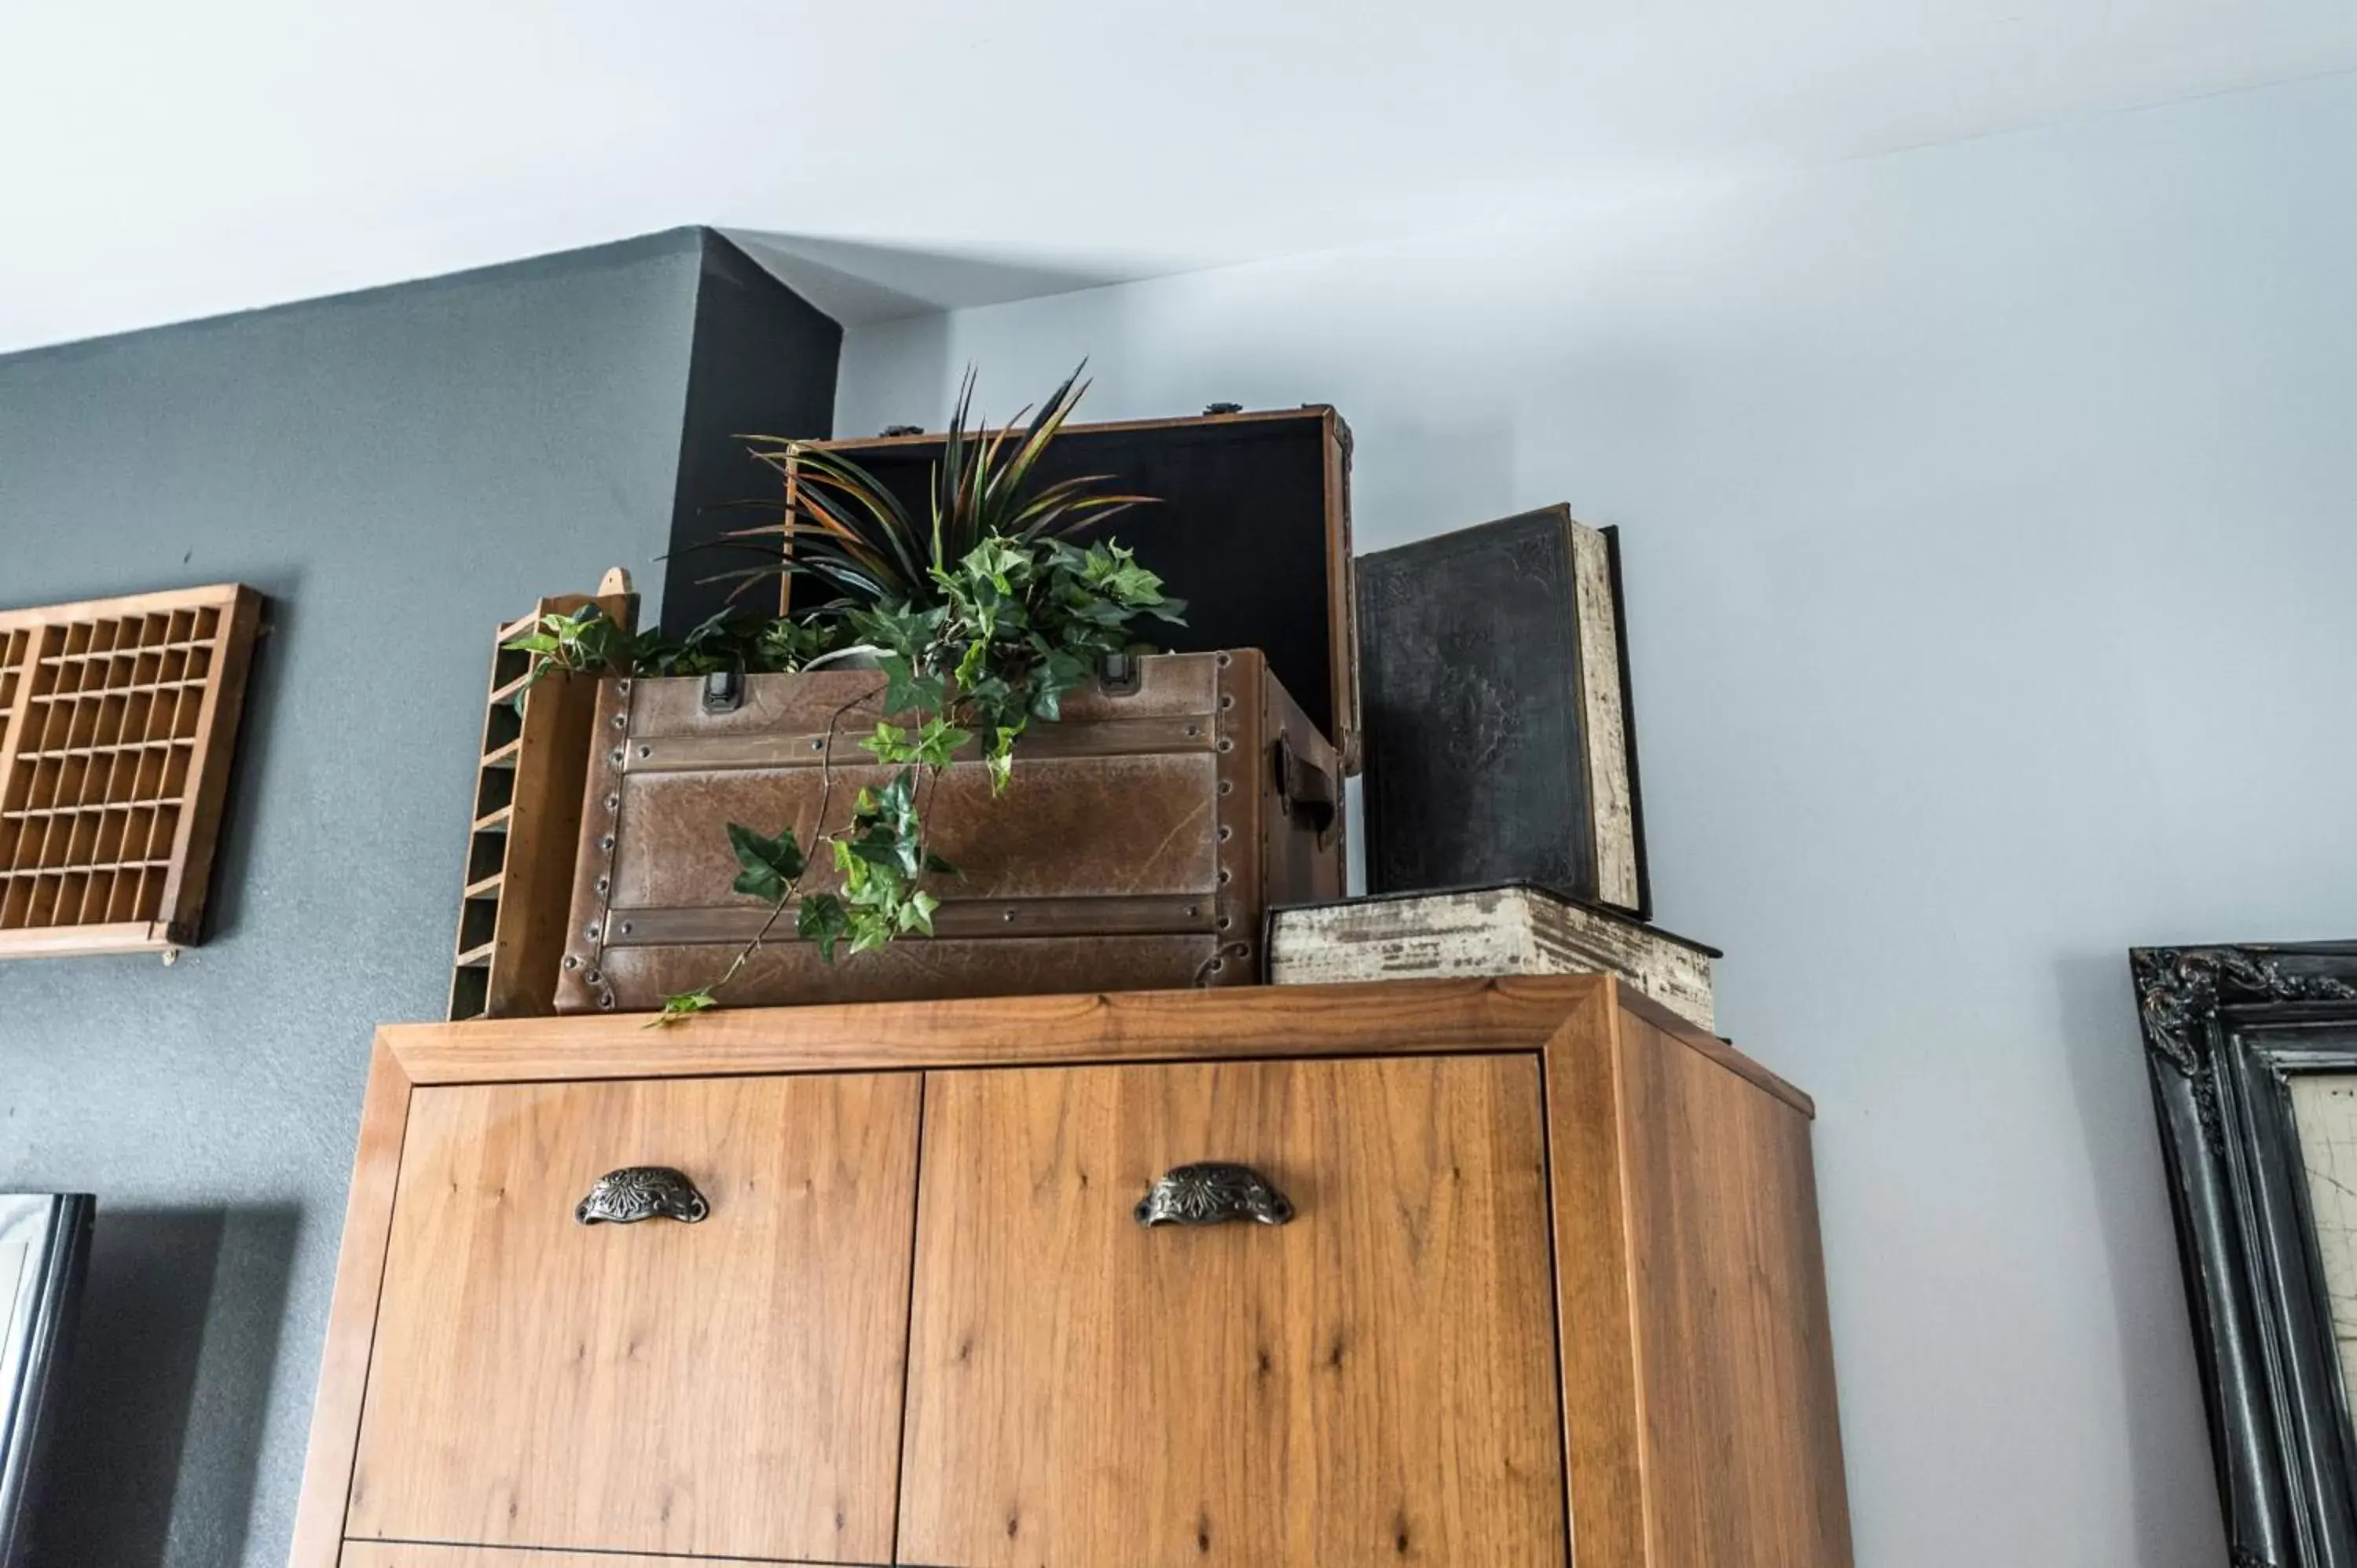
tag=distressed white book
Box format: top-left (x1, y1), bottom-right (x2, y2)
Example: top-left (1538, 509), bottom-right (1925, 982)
top-left (1270, 884), bottom-right (1717, 1033)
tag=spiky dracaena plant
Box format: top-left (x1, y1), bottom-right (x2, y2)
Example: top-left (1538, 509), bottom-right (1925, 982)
top-left (704, 365), bottom-right (1152, 617)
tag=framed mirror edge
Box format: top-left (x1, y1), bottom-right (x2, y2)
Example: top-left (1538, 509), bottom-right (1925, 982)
top-left (2134, 941), bottom-right (2357, 1568)
top-left (0, 1192), bottom-right (92, 1568)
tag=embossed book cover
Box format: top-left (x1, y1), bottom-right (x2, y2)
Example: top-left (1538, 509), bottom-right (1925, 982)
top-left (1358, 506), bottom-right (1648, 915)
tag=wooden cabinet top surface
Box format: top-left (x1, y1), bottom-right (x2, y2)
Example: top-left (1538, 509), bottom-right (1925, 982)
top-left (367, 974), bottom-right (1810, 1114)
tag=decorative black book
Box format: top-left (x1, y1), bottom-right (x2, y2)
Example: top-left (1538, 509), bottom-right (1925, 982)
top-left (1358, 505), bottom-right (1648, 917)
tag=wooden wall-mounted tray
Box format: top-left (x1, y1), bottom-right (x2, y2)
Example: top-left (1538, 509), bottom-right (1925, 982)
top-left (0, 584), bottom-right (263, 959)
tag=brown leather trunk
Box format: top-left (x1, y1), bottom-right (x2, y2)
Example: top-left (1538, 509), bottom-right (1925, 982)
top-left (555, 650), bottom-right (1341, 1013)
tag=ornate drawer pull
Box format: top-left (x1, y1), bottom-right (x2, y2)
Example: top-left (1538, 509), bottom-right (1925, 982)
top-left (575, 1166), bottom-right (710, 1225)
top-left (1135, 1162), bottom-right (1295, 1228)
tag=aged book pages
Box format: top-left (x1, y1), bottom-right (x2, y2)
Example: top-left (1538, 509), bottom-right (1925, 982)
top-left (1568, 522), bottom-right (1639, 911)
top-left (1270, 885), bottom-right (1714, 1031)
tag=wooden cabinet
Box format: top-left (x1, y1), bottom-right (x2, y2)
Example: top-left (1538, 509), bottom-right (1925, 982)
top-left (292, 977), bottom-right (1853, 1568)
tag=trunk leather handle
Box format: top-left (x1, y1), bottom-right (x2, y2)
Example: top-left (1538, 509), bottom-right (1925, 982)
top-left (1272, 735), bottom-right (1337, 837)
top-left (700, 669), bottom-right (744, 715)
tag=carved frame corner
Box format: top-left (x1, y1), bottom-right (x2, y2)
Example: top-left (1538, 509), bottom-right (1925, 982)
top-left (2130, 940), bottom-right (2357, 1568)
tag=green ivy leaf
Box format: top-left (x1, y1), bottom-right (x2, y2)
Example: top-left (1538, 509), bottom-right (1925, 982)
top-left (753, 616), bottom-right (846, 672)
top-left (848, 910), bottom-right (895, 955)
top-left (797, 893), bottom-right (849, 964)
top-left (983, 724), bottom-right (1022, 793)
top-left (961, 536), bottom-right (1028, 593)
top-left (727, 822), bottom-right (805, 903)
top-left (845, 832), bottom-right (909, 873)
top-left (1030, 649), bottom-right (1088, 722)
top-left (878, 653), bottom-right (948, 719)
top-left (855, 602), bottom-right (944, 661)
top-left (915, 716), bottom-right (972, 768)
top-left (1108, 562), bottom-right (1164, 603)
top-left (647, 988), bottom-right (719, 1028)
top-left (505, 605), bottom-right (636, 690)
top-left (861, 720), bottom-right (921, 765)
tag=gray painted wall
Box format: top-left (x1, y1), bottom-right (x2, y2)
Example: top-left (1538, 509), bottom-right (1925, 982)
top-left (0, 233), bottom-right (701, 1566)
top-left (838, 71), bottom-right (2357, 1566)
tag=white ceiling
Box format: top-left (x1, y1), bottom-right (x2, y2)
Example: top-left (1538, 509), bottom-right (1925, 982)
top-left (3, 0), bottom-right (2355, 352)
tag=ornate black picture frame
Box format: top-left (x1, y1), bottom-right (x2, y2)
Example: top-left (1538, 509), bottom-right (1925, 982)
top-left (2134, 943), bottom-right (2357, 1568)
top-left (0, 1192), bottom-right (90, 1567)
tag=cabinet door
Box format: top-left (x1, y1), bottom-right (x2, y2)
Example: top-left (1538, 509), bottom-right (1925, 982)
top-left (341, 1551), bottom-right (771, 1568)
top-left (346, 1073), bottom-right (918, 1563)
top-left (899, 1054), bottom-right (1567, 1566)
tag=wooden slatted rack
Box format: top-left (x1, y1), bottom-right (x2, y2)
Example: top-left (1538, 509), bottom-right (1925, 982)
top-left (449, 570), bottom-right (636, 1020)
top-left (0, 584), bottom-right (263, 958)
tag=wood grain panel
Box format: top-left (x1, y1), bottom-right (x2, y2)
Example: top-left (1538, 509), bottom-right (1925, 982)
top-left (898, 1054), bottom-right (1567, 1567)
top-left (338, 1548), bottom-right (825, 1568)
top-left (346, 1073), bottom-right (919, 1563)
top-left (153, 583), bottom-right (262, 940)
top-left (1319, 409), bottom-right (1362, 775)
top-left (464, 573), bottom-right (636, 1020)
top-left (290, 1038), bottom-right (416, 1568)
top-left (337, 1547), bottom-right (837, 1567)
top-left (376, 980), bottom-right (1811, 1115)
top-left (0, 581), bottom-right (250, 628)
top-left (1616, 1013), bottom-right (1855, 1568)
top-left (1540, 987), bottom-right (1651, 1568)
top-left (381, 977), bottom-right (1614, 1086)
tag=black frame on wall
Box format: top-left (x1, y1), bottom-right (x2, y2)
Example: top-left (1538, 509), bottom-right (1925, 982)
top-left (0, 1192), bottom-right (91, 1567)
top-left (2133, 942), bottom-right (2357, 1568)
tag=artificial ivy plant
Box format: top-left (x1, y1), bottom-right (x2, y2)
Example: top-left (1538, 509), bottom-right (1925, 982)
top-left (508, 366), bottom-right (1184, 1023)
